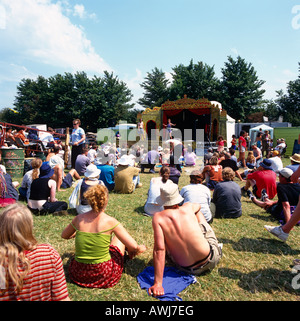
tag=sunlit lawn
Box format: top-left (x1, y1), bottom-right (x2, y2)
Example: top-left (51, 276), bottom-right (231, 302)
top-left (14, 155), bottom-right (300, 301)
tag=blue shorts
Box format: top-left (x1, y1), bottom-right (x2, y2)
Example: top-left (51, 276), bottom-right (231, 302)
top-left (207, 180), bottom-right (219, 190)
top-left (61, 173), bottom-right (73, 189)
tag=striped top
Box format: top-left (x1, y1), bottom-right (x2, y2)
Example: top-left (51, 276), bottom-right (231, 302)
top-left (0, 244), bottom-right (69, 301)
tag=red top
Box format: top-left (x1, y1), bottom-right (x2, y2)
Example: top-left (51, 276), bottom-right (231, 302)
top-left (247, 169), bottom-right (277, 199)
top-left (239, 136), bottom-right (247, 148)
top-left (0, 244), bottom-right (69, 301)
top-left (205, 165), bottom-right (223, 182)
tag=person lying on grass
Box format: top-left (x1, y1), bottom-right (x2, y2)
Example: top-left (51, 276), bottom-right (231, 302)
top-left (61, 184), bottom-right (146, 289)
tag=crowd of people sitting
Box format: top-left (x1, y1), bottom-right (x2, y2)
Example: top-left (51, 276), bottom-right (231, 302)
top-left (0, 121), bottom-right (299, 301)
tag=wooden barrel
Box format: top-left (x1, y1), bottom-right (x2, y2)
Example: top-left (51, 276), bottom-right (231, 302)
top-left (1, 148), bottom-right (25, 179)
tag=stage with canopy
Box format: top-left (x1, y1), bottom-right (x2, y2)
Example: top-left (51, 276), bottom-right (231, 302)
top-left (139, 95), bottom-right (228, 143)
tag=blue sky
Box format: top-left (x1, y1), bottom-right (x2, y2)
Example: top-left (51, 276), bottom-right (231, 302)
top-left (0, 0), bottom-right (300, 111)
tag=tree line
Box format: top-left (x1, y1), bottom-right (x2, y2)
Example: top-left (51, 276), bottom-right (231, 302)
top-left (0, 71), bottom-right (139, 132)
top-left (1, 56), bottom-right (299, 130)
top-left (138, 57), bottom-right (300, 126)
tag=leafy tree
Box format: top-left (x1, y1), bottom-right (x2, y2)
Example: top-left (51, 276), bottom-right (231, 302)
top-left (100, 71), bottom-right (134, 129)
top-left (125, 108), bottom-right (140, 124)
top-left (48, 73), bottom-right (77, 127)
top-left (263, 99), bottom-right (281, 122)
top-left (138, 67), bottom-right (170, 108)
top-left (275, 72), bottom-right (300, 126)
top-left (169, 60), bottom-right (220, 101)
top-left (13, 78), bottom-right (41, 124)
top-left (0, 108), bottom-right (21, 124)
top-left (220, 56), bottom-right (265, 121)
top-left (12, 71), bottom-right (134, 132)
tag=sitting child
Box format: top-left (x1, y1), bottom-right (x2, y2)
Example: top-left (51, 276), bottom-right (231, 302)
top-left (246, 151), bottom-right (256, 169)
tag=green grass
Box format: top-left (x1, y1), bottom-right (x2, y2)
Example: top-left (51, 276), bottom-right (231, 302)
top-left (10, 156), bottom-right (300, 301)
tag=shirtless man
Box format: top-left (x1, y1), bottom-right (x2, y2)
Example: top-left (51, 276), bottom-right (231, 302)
top-left (148, 183), bottom-right (222, 297)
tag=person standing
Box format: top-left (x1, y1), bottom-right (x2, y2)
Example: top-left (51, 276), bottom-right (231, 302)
top-left (138, 118), bottom-right (145, 141)
top-left (230, 135), bottom-right (237, 150)
top-left (164, 118), bottom-right (176, 139)
top-left (262, 130), bottom-right (271, 157)
top-left (255, 129), bottom-right (263, 149)
top-left (238, 130), bottom-right (247, 168)
top-left (217, 136), bottom-right (227, 153)
top-left (70, 119), bottom-right (86, 169)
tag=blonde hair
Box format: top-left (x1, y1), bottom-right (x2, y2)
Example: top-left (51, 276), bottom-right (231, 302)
top-left (246, 151), bottom-right (256, 164)
top-left (209, 156), bottom-right (218, 165)
top-left (222, 167), bottom-right (235, 181)
top-left (0, 203), bottom-right (37, 294)
top-left (31, 158), bottom-right (43, 180)
top-left (83, 184), bottom-right (109, 213)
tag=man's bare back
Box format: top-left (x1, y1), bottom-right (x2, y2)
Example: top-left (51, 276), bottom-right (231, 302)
top-left (152, 202), bottom-right (210, 267)
top-left (149, 183), bottom-right (222, 297)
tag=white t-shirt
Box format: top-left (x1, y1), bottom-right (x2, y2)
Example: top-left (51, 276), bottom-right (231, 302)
top-left (87, 149), bottom-right (97, 163)
top-left (180, 183), bottom-right (212, 222)
top-left (40, 133), bottom-right (54, 146)
top-left (269, 156), bottom-right (283, 174)
top-left (274, 143), bottom-right (286, 154)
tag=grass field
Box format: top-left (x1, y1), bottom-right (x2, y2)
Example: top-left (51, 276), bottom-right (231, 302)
top-left (11, 156), bottom-right (300, 301)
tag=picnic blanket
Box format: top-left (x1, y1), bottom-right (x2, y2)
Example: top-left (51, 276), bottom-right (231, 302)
top-left (137, 266), bottom-right (197, 301)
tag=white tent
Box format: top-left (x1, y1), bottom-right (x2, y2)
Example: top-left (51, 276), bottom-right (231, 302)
top-left (249, 124), bottom-right (274, 146)
top-left (226, 114), bottom-right (235, 143)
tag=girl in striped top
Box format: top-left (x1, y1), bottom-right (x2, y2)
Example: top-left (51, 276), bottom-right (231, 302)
top-left (0, 203), bottom-right (70, 301)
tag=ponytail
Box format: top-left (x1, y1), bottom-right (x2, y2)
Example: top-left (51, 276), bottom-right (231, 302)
top-left (160, 166), bottom-right (170, 183)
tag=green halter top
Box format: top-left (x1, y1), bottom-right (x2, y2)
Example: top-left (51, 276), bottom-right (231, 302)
top-left (71, 222), bottom-right (120, 264)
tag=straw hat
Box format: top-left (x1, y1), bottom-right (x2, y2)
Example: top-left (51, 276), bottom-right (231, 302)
top-left (156, 183), bottom-right (184, 207)
top-left (84, 164), bottom-right (101, 179)
top-left (271, 150), bottom-right (280, 156)
top-left (290, 153), bottom-right (300, 164)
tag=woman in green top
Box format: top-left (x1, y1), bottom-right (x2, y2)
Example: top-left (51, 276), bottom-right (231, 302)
top-left (61, 184), bottom-right (146, 288)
